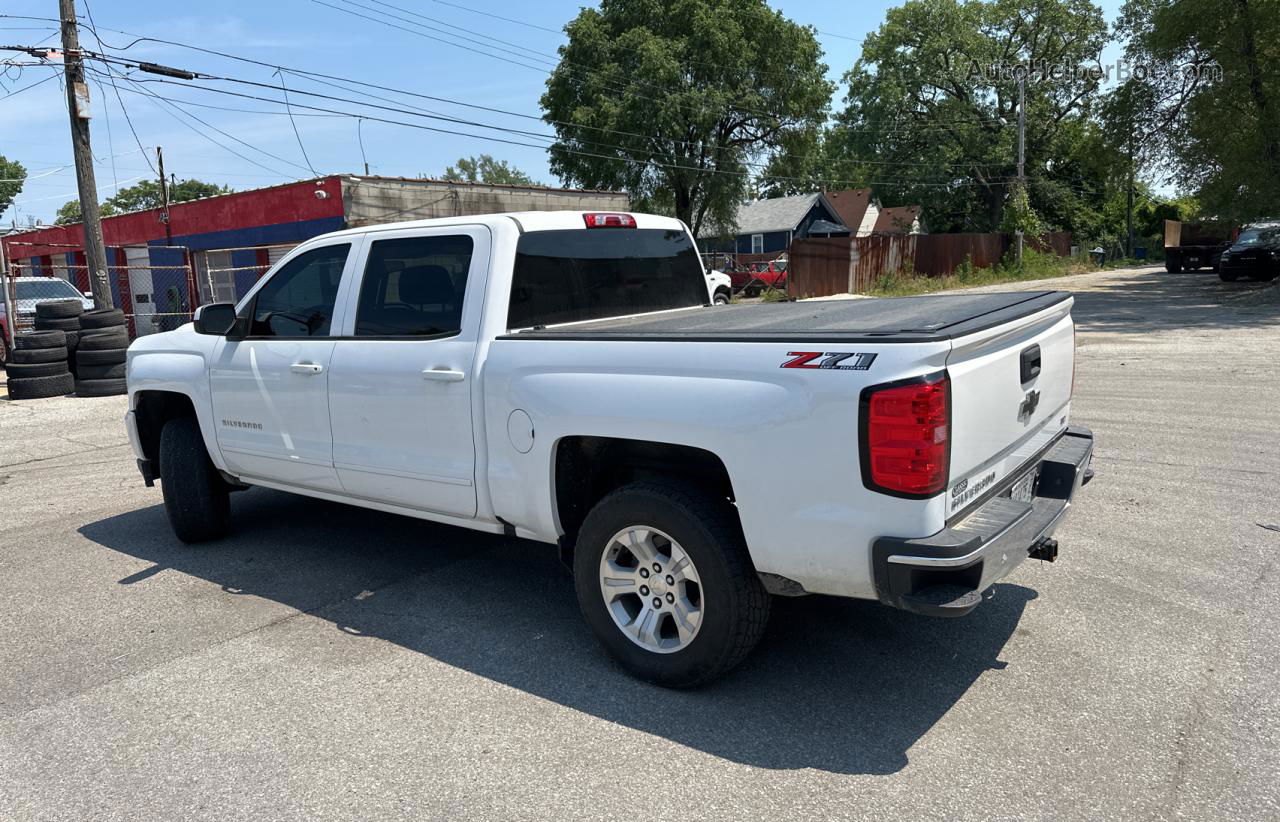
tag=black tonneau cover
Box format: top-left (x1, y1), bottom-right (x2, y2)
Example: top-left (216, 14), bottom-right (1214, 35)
top-left (499, 291), bottom-right (1071, 343)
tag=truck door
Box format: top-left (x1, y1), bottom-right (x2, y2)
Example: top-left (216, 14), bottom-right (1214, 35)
top-left (209, 241), bottom-right (357, 492)
top-left (326, 225), bottom-right (488, 518)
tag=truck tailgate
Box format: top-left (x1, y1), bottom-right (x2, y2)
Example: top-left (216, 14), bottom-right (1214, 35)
top-left (944, 296), bottom-right (1075, 521)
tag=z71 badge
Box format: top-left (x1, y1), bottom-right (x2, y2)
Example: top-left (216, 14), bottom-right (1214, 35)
top-left (780, 352), bottom-right (877, 370)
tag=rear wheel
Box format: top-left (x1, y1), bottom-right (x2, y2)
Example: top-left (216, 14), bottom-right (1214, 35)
top-left (573, 480), bottom-right (769, 688)
top-left (1219, 268), bottom-right (1240, 282)
top-left (159, 416), bottom-right (230, 543)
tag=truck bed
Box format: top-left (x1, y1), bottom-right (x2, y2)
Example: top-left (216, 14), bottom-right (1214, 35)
top-left (500, 291), bottom-right (1071, 343)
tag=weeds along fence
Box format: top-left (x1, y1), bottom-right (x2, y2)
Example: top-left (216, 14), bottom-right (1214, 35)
top-left (789, 231), bottom-right (1073, 298)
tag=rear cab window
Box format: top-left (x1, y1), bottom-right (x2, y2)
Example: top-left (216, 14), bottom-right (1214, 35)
top-left (507, 228), bottom-right (706, 330)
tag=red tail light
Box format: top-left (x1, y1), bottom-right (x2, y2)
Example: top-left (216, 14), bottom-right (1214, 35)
top-left (583, 212), bottom-right (636, 228)
top-left (860, 374), bottom-right (950, 497)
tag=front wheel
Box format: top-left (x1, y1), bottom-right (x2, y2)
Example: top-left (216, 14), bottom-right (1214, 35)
top-left (713, 288), bottom-right (731, 305)
top-left (573, 481), bottom-right (770, 688)
top-left (159, 416), bottom-right (231, 543)
top-left (1219, 269), bottom-right (1240, 282)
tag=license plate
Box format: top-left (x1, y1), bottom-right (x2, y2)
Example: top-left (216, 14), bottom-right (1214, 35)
top-left (1009, 469), bottom-right (1038, 503)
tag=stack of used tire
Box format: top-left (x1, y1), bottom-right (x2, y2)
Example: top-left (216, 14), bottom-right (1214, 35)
top-left (32, 298), bottom-right (84, 352)
top-left (6, 329), bottom-right (74, 399)
top-left (74, 308), bottom-right (129, 397)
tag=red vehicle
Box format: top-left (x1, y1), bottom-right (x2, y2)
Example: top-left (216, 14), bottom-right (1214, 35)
top-left (728, 256), bottom-right (788, 296)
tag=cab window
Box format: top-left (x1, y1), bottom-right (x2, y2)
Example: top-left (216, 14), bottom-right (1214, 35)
top-left (355, 235), bottom-right (473, 337)
top-left (249, 244), bottom-right (350, 337)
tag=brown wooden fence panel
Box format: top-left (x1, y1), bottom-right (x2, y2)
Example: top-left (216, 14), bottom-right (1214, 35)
top-left (912, 233), bottom-right (1009, 276)
top-left (852, 234), bottom-right (915, 291)
top-left (790, 231), bottom-right (1073, 296)
top-left (1028, 231), bottom-right (1072, 256)
top-left (789, 237), bottom-right (851, 298)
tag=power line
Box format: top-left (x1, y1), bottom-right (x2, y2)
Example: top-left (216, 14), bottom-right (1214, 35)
top-left (85, 43), bottom-right (1013, 173)
top-left (108, 68), bottom-right (1017, 191)
top-left (274, 69), bottom-right (317, 175)
top-left (89, 65), bottom-right (307, 178)
top-left (68, 20), bottom-right (1014, 148)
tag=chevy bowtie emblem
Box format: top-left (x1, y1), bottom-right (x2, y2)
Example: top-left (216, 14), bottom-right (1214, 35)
top-left (1018, 389), bottom-right (1041, 421)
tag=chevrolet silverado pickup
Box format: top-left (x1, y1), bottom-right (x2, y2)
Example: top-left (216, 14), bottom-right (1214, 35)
top-left (125, 210), bottom-right (1094, 687)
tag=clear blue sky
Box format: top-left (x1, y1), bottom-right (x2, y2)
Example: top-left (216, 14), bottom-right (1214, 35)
top-left (1, 0), bottom-right (1127, 225)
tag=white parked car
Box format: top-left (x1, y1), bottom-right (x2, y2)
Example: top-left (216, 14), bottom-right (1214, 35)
top-left (124, 211), bottom-right (1094, 687)
top-left (705, 268), bottom-right (732, 304)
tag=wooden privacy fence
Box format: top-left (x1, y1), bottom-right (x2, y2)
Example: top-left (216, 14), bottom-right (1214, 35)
top-left (789, 231), bottom-right (1073, 298)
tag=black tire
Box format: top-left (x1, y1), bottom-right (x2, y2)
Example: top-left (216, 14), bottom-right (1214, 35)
top-left (6, 372), bottom-right (74, 400)
top-left (78, 329), bottom-right (129, 350)
top-left (1219, 269), bottom-right (1240, 282)
top-left (1247, 270), bottom-right (1278, 282)
top-left (35, 299), bottom-right (84, 319)
top-left (76, 347), bottom-right (127, 366)
top-left (8, 346), bottom-right (67, 364)
top-left (77, 361), bottom-right (126, 380)
top-left (14, 329), bottom-right (66, 350)
top-left (573, 480), bottom-right (770, 688)
top-left (5, 360), bottom-right (70, 379)
top-left (0, 332), bottom-right (6, 366)
top-left (159, 416), bottom-right (230, 543)
top-left (79, 308), bottom-right (126, 330)
top-left (1166, 260), bottom-right (1183, 273)
top-left (64, 330), bottom-right (80, 351)
top-left (34, 316), bottom-right (80, 331)
top-left (713, 288), bottom-right (731, 305)
top-left (75, 377), bottom-right (127, 397)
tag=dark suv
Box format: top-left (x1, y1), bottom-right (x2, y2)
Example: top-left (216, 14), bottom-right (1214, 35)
top-left (1218, 222), bottom-right (1280, 282)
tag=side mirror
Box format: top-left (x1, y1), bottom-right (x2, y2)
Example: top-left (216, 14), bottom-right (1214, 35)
top-left (193, 303), bottom-right (238, 336)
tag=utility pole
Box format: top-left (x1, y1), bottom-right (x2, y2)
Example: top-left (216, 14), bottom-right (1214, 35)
top-left (1126, 128), bottom-right (1135, 259)
top-left (156, 146), bottom-right (173, 244)
top-left (58, 0), bottom-right (113, 309)
top-left (1016, 74), bottom-right (1026, 266)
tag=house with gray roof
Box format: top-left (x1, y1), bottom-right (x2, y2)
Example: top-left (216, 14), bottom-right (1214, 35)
top-left (698, 192), bottom-right (847, 255)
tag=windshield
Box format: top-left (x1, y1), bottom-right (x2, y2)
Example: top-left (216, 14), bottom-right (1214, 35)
top-left (508, 228), bottom-right (706, 329)
top-left (9, 279), bottom-right (83, 302)
top-left (1234, 226), bottom-right (1280, 246)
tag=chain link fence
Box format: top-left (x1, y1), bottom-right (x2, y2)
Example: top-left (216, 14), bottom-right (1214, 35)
top-left (1, 242), bottom-right (297, 349)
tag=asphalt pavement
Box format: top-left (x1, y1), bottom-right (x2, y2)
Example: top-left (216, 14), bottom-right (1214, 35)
top-left (1, 264), bottom-right (1277, 820)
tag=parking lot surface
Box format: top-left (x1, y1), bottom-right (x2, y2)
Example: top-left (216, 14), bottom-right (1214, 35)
top-left (1, 265), bottom-right (1277, 820)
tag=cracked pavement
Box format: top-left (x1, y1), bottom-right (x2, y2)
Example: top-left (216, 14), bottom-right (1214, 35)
top-left (1, 264), bottom-right (1278, 820)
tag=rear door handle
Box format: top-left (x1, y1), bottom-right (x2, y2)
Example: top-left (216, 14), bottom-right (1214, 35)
top-left (290, 362), bottom-right (324, 375)
top-left (422, 368), bottom-right (466, 382)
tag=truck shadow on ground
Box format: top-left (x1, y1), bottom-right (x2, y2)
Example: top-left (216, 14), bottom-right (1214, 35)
top-left (80, 488), bottom-right (1037, 775)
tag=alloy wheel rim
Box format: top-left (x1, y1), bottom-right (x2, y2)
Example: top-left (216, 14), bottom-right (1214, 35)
top-left (598, 526), bottom-right (704, 654)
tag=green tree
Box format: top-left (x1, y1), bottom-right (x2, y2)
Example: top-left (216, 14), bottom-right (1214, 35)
top-left (540, 0), bottom-right (832, 235)
top-left (55, 178), bottom-right (231, 225)
top-left (0, 155), bottom-right (26, 217)
top-left (795, 0), bottom-right (1109, 233)
top-left (441, 154), bottom-right (539, 185)
top-left (1112, 0), bottom-right (1280, 221)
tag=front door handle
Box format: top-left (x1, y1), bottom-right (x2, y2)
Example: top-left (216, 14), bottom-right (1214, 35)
top-left (422, 368), bottom-right (466, 382)
top-left (290, 362), bottom-right (324, 375)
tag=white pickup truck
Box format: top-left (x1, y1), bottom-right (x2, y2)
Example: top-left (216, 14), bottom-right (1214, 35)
top-left (125, 210), bottom-right (1094, 687)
